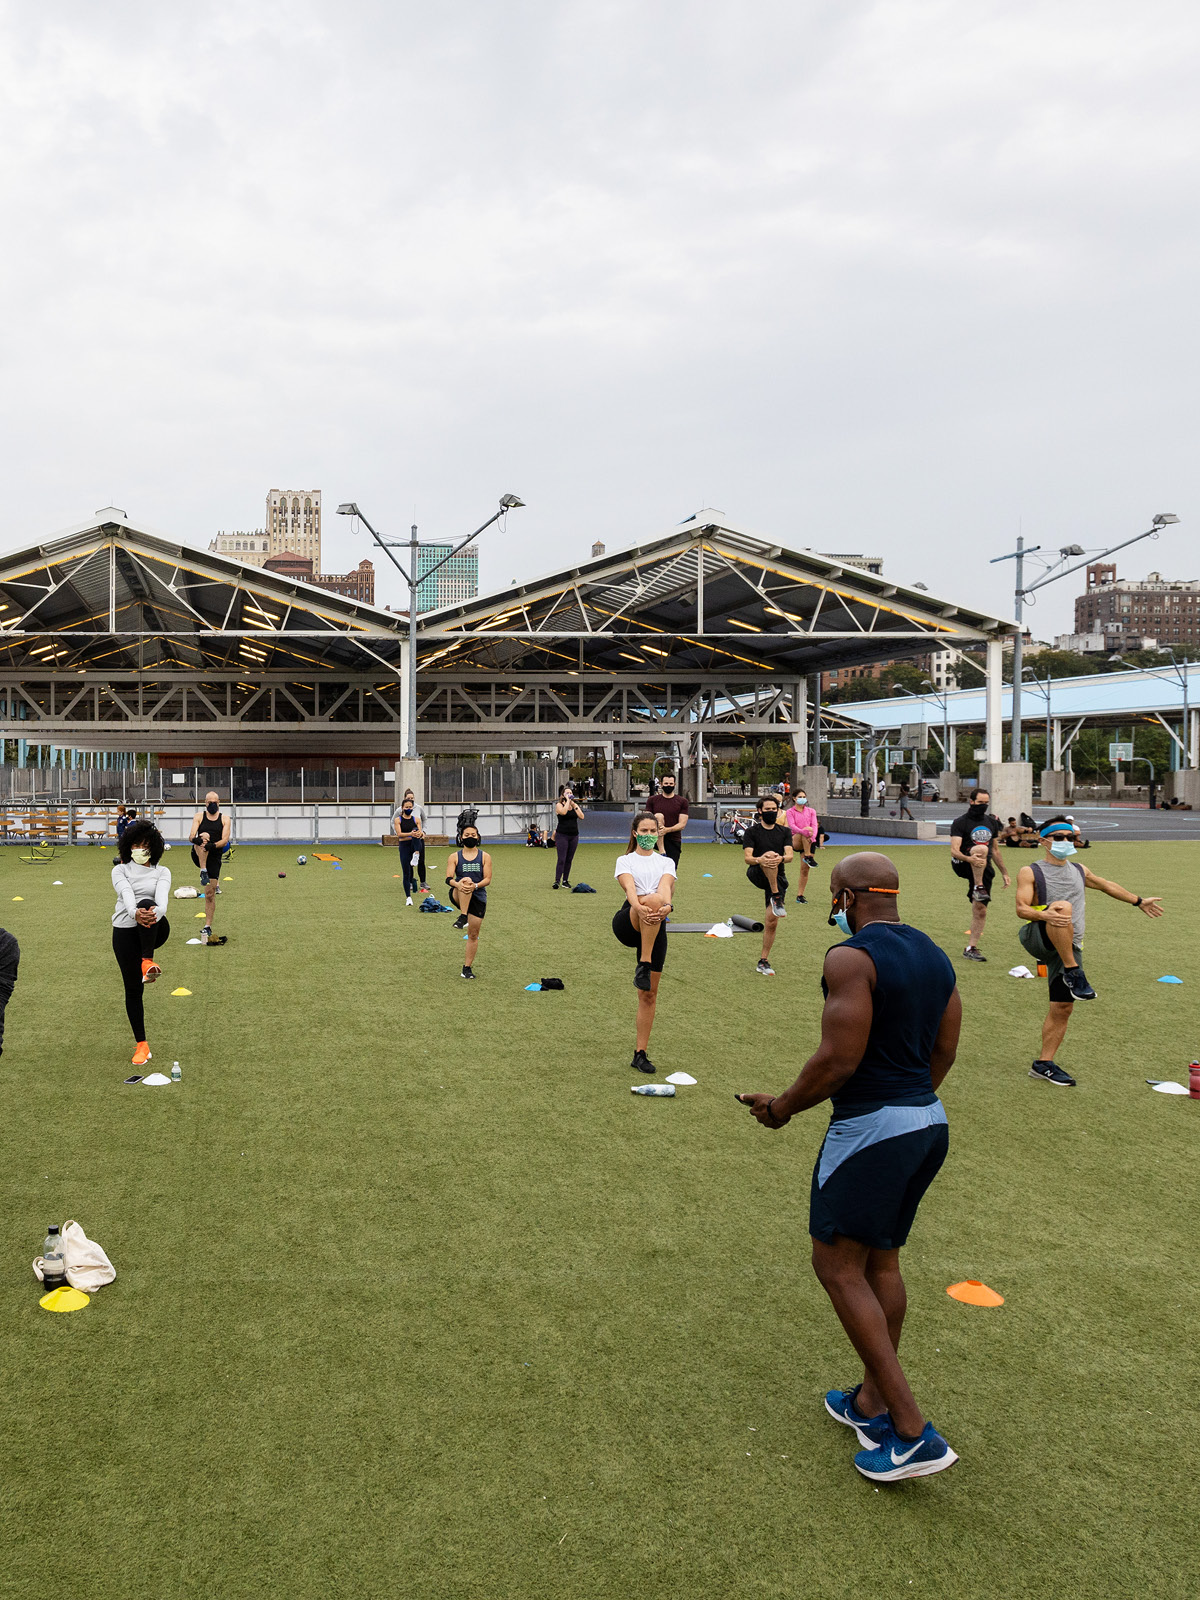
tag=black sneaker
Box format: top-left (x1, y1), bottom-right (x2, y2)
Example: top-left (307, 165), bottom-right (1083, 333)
top-left (971, 886), bottom-right (991, 904)
top-left (962, 945), bottom-right (987, 962)
top-left (1062, 966), bottom-right (1097, 1000)
top-left (460, 965), bottom-right (476, 980)
top-left (631, 1049), bottom-right (655, 1074)
top-left (452, 914), bottom-right (469, 930)
top-left (634, 960), bottom-right (653, 992)
top-left (199, 868), bottom-right (209, 887)
top-left (804, 854), bottom-right (818, 868)
top-left (1029, 1059), bottom-right (1076, 1087)
top-left (562, 881), bottom-right (572, 890)
top-left (756, 958), bottom-right (775, 976)
top-left (795, 894), bottom-right (807, 904)
top-left (551, 882), bottom-right (560, 890)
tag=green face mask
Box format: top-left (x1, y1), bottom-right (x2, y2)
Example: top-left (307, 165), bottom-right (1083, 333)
top-left (635, 833), bottom-right (658, 850)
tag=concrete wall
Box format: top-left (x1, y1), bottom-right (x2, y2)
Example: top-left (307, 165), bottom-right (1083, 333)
top-left (826, 815), bottom-right (939, 840)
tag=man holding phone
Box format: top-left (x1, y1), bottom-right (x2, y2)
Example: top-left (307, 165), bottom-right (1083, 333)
top-left (737, 851), bottom-right (962, 1482)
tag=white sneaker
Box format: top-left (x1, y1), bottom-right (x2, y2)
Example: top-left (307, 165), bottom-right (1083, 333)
top-left (405, 896), bottom-right (413, 905)
top-left (770, 898), bottom-right (787, 919)
top-left (756, 958), bottom-right (775, 976)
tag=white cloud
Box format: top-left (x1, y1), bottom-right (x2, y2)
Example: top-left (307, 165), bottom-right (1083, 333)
top-left (0, 0), bottom-right (1196, 627)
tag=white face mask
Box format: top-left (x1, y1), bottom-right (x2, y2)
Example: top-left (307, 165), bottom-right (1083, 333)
top-left (131, 847), bottom-right (151, 865)
top-left (1049, 839), bottom-right (1077, 859)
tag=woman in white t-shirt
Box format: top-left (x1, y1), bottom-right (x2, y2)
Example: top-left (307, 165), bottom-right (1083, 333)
top-left (612, 811), bottom-right (676, 1075)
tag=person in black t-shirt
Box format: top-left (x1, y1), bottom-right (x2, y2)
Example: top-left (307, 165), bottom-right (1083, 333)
top-left (949, 788), bottom-right (1009, 963)
top-left (742, 795), bottom-right (794, 975)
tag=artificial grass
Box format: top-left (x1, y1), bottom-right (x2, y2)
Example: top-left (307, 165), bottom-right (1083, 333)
top-left (0, 839), bottom-right (1195, 1599)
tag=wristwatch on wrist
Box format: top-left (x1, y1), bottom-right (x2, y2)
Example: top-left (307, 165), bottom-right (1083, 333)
top-left (1134, 896), bottom-right (1143, 907)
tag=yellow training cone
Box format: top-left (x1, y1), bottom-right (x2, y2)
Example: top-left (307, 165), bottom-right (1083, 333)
top-left (947, 1279), bottom-right (1004, 1307)
top-left (12, 896), bottom-right (23, 902)
top-left (194, 912), bottom-right (206, 919)
top-left (171, 987), bottom-right (192, 996)
top-left (40, 1286), bottom-right (90, 1313)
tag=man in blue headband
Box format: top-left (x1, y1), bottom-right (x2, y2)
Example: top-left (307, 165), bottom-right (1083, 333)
top-left (1015, 816), bottom-right (1163, 1087)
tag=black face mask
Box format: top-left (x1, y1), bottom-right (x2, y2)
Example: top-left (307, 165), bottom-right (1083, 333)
top-left (206, 803), bottom-right (219, 815)
top-left (761, 810), bottom-right (778, 825)
top-left (968, 803), bottom-right (987, 817)
top-left (462, 837), bottom-right (480, 848)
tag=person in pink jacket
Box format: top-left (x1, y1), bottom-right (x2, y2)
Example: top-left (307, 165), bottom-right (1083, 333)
top-left (785, 791), bottom-right (820, 903)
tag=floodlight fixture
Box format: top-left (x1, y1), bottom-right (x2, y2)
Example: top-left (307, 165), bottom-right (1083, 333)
top-left (1152, 513), bottom-right (1179, 526)
top-left (499, 494), bottom-right (525, 510)
top-left (336, 503), bottom-right (359, 517)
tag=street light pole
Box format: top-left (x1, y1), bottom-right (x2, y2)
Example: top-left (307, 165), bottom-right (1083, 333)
top-left (336, 495), bottom-right (525, 762)
top-left (990, 514), bottom-right (1177, 769)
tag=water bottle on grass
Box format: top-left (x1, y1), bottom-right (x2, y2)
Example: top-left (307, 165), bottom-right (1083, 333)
top-left (631, 1084), bottom-right (676, 1097)
top-left (42, 1225), bottom-right (65, 1290)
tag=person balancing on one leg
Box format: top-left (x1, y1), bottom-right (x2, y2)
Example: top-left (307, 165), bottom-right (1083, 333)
top-left (737, 851), bottom-right (963, 1482)
top-left (446, 824), bottom-right (491, 979)
top-left (949, 787), bottom-right (1009, 963)
top-left (742, 793), bottom-right (793, 975)
top-left (612, 812), bottom-right (676, 1074)
top-left (189, 790), bottom-right (230, 945)
top-left (1016, 816), bottom-right (1164, 1088)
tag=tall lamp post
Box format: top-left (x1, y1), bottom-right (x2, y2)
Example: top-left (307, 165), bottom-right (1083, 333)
top-left (990, 514), bottom-right (1178, 763)
top-left (336, 495), bottom-right (525, 764)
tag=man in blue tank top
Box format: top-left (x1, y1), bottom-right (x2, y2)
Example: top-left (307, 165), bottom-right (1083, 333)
top-left (737, 851), bottom-right (963, 1482)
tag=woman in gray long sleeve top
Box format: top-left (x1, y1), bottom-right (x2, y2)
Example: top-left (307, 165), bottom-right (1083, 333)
top-left (111, 820), bottom-right (172, 1067)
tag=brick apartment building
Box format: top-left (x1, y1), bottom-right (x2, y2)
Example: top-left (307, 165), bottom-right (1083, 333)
top-left (262, 554), bottom-right (376, 604)
top-left (1074, 563), bottom-right (1200, 650)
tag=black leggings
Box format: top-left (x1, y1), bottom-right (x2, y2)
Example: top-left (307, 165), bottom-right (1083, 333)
top-left (0, 927), bottom-right (19, 1053)
top-left (399, 839), bottom-right (420, 895)
top-left (555, 833), bottom-right (579, 885)
top-left (112, 903), bottom-right (171, 1043)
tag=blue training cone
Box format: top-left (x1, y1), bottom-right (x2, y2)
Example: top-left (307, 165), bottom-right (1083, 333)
top-left (1157, 975), bottom-right (1183, 984)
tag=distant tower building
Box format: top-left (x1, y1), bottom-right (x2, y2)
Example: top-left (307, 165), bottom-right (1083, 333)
top-left (416, 542), bottom-right (478, 612)
top-left (266, 489), bottom-right (322, 569)
top-left (592, 541), bottom-right (606, 557)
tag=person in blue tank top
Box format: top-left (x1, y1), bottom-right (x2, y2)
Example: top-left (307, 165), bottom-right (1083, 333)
top-left (737, 851), bottom-right (964, 1484)
top-left (445, 826), bottom-right (491, 979)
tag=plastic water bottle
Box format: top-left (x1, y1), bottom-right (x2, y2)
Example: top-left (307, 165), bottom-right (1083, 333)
top-left (631, 1083), bottom-right (676, 1097)
top-left (171, 1061), bottom-right (182, 1082)
top-left (42, 1225), bottom-right (65, 1290)
top-left (1189, 1062), bottom-right (1200, 1099)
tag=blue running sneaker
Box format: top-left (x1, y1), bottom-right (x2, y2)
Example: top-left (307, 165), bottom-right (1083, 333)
top-left (824, 1385), bottom-right (890, 1447)
top-left (854, 1420), bottom-right (958, 1482)
top-left (199, 868), bottom-right (209, 887)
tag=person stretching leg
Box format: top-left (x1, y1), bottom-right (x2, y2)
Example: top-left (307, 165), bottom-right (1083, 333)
top-left (447, 826), bottom-right (491, 978)
top-left (785, 789), bottom-right (820, 903)
top-left (1016, 816), bottom-right (1164, 1087)
top-left (111, 820), bottom-right (172, 1068)
top-left (189, 790), bottom-right (230, 946)
top-left (949, 788), bottom-right (1009, 963)
top-left (742, 795), bottom-right (794, 974)
top-left (612, 812), bottom-right (675, 1073)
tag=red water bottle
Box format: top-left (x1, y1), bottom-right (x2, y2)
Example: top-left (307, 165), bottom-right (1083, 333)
top-left (1190, 1062), bottom-right (1200, 1099)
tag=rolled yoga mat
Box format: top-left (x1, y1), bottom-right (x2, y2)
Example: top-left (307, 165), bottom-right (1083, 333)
top-left (729, 914), bottom-right (765, 932)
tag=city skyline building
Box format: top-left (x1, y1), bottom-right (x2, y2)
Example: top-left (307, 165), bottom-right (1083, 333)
top-left (211, 489), bottom-right (322, 570)
top-left (1074, 562), bottom-right (1200, 651)
top-left (416, 540), bottom-right (478, 612)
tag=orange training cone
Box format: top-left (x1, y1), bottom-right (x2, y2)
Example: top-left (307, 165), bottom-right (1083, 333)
top-left (947, 1279), bottom-right (1004, 1307)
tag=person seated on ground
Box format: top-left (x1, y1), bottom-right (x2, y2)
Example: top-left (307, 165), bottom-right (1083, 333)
top-left (526, 822), bottom-right (547, 848)
top-left (1064, 814), bottom-right (1090, 847)
top-left (997, 817), bottom-right (1024, 846)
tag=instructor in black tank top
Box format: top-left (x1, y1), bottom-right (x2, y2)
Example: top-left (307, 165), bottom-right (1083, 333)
top-left (736, 851), bottom-right (964, 1483)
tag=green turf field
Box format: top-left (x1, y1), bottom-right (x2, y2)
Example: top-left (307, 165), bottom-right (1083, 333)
top-left (1, 839), bottom-right (1195, 1598)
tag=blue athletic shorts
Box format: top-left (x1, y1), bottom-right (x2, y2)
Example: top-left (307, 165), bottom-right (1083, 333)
top-left (809, 1099), bottom-right (948, 1251)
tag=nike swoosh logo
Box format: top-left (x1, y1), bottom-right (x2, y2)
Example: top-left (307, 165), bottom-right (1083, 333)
top-left (890, 1439), bottom-right (926, 1465)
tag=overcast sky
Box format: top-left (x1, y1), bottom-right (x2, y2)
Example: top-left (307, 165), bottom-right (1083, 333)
top-left (1, 0), bottom-right (1196, 636)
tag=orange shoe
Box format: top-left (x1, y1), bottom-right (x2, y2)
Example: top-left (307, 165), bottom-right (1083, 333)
top-left (131, 1041), bottom-right (152, 1068)
top-left (141, 959), bottom-right (162, 984)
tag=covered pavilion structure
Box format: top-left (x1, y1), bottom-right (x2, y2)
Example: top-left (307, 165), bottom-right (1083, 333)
top-left (0, 510), bottom-right (1023, 805)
